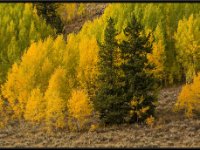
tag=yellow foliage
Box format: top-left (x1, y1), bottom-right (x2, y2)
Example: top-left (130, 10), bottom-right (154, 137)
top-left (2, 40), bottom-right (50, 119)
top-left (147, 26), bottom-right (165, 80)
top-left (40, 58), bottom-right (54, 92)
top-left (129, 96), bottom-right (151, 121)
top-left (141, 106), bottom-right (150, 114)
top-left (77, 37), bottom-right (99, 97)
top-left (174, 14), bottom-right (200, 83)
top-left (24, 88), bottom-right (45, 123)
top-left (145, 115), bottom-right (155, 127)
top-left (0, 95), bottom-right (10, 128)
top-left (45, 68), bottom-right (67, 130)
top-left (175, 73), bottom-right (200, 117)
top-left (67, 89), bottom-right (93, 131)
top-left (89, 124), bottom-right (99, 132)
top-left (0, 96), bottom-right (5, 128)
top-left (58, 4), bottom-right (77, 23)
top-left (1, 36), bottom-right (67, 121)
top-left (130, 99), bottom-right (138, 107)
top-left (77, 3), bottom-right (85, 16)
top-left (1, 63), bottom-right (23, 119)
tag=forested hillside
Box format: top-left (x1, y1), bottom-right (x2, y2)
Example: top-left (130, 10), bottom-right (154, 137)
top-left (0, 3), bottom-right (200, 147)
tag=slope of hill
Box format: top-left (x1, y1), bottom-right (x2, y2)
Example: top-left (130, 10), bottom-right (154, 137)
top-left (0, 86), bottom-right (199, 148)
top-left (63, 3), bottom-right (107, 37)
top-left (1, 3), bottom-right (200, 148)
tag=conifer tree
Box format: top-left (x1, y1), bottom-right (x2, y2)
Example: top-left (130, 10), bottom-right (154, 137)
top-left (120, 15), bottom-right (157, 123)
top-left (94, 18), bottom-right (127, 124)
top-left (34, 3), bottom-right (63, 34)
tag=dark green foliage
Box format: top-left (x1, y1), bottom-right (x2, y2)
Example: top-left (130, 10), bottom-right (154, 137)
top-left (34, 3), bottom-right (63, 34)
top-left (119, 15), bottom-right (158, 123)
top-left (95, 16), bottom-right (158, 125)
top-left (94, 18), bottom-right (128, 124)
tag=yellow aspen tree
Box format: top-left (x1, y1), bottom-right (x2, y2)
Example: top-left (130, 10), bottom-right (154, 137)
top-left (50, 35), bottom-right (66, 67)
top-left (0, 4), bottom-right (54, 86)
top-left (11, 41), bottom-right (48, 119)
top-left (24, 88), bottom-right (45, 123)
top-left (57, 4), bottom-right (77, 23)
top-left (175, 84), bottom-right (193, 117)
top-left (39, 58), bottom-right (54, 92)
top-left (67, 89), bottom-right (93, 131)
top-left (45, 67), bottom-right (68, 130)
top-left (77, 36), bottom-right (99, 98)
top-left (189, 74), bottom-right (200, 113)
top-left (77, 3), bottom-right (85, 16)
top-left (147, 25), bottom-right (166, 82)
top-left (175, 73), bottom-right (200, 117)
top-left (0, 95), bottom-right (9, 128)
top-left (174, 14), bottom-right (200, 83)
top-left (2, 36), bottom-right (68, 123)
top-left (1, 63), bottom-right (23, 119)
top-left (63, 33), bottom-right (80, 78)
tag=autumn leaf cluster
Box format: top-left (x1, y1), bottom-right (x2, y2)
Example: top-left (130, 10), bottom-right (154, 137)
top-left (1, 3), bottom-right (200, 130)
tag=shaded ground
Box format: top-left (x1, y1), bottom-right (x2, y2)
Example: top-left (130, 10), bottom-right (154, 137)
top-left (0, 86), bottom-right (200, 148)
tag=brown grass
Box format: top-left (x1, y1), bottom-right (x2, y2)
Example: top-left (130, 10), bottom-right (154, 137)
top-left (0, 86), bottom-right (200, 148)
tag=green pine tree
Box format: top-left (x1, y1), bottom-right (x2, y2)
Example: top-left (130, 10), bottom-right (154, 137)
top-left (94, 18), bottom-right (128, 125)
top-left (120, 15), bottom-right (158, 123)
top-left (34, 3), bottom-right (63, 34)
